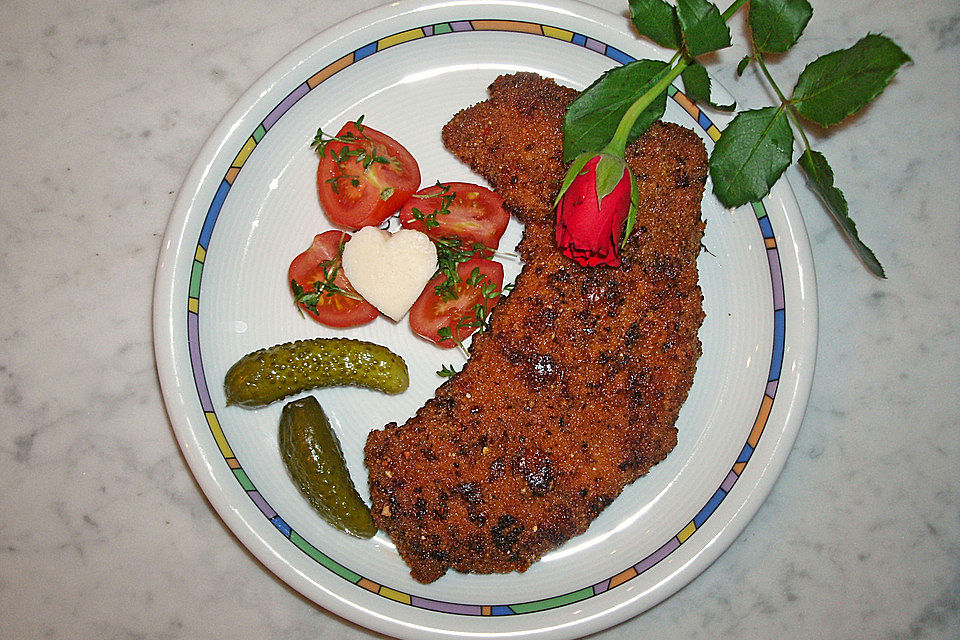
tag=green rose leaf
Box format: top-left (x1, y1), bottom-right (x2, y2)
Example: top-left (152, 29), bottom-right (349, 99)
top-left (736, 55), bottom-right (751, 77)
top-left (563, 59), bottom-right (669, 161)
top-left (677, 0), bottom-right (732, 57)
top-left (628, 0), bottom-right (682, 50)
top-left (709, 106), bottom-right (793, 207)
top-left (798, 149), bottom-right (885, 277)
top-left (749, 0), bottom-right (813, 53)
top-left (681, 62), bottom-right (736, 110)
top-left (792, 33), bottom-right (911, 127)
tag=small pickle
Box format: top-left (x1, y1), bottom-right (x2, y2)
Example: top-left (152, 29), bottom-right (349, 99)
top-left (224, 337), bottom-right (408, 408)
top-left (279, 396), bottom-right (376, 538)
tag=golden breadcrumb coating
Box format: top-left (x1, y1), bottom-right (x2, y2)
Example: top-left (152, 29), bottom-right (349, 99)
top-left (365, 72), bottom-right (707, 583)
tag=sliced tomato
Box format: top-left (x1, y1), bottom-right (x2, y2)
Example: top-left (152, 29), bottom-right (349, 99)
top-left (399, 182), bottom-right (509, 251)
top-left (409, 258), bottom-right (505, 348)
top-left (288, 230), bottom-right (379, 328)
top-left (316, 121), bottom-right (421, 230)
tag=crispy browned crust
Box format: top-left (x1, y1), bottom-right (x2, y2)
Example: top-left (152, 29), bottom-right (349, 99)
top-left (364, 73), bottom-right (707, 583)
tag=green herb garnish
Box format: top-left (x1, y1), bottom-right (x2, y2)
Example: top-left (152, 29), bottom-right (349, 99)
top-left (312, 114), bottom-right (399, 197)
top-left (435, 269), bottom-right (511, 354)
top-left (409, 183), bottom-right (457, 230)
top-left (431, 236), bottom-right (493, 301)
top-left (437, 364), bottom-right (459, 378)
top-left (291, 235), bottom-right (361, 317)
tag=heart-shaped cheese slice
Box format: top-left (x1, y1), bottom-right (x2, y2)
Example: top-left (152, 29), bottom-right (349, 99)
top-left (341, 226), bottom-right (438, 322)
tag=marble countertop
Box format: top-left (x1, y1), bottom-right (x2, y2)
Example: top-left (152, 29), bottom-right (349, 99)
top-left (1, 0), bottom-right (957, 638)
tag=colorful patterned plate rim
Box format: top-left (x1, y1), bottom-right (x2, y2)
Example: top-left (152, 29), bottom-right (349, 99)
top-left (153, 1), bottom-right (818, 638)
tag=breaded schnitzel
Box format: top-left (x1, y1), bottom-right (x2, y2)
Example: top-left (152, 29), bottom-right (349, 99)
top-left (364, 72), bottom-right (707, 583)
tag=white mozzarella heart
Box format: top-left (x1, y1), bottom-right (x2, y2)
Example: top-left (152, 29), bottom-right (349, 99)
top-left (341, 226), bottom-right (438, 322)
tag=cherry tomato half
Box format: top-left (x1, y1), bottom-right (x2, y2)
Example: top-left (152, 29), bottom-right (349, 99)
top-left (399, 182), bottom-right (509, 251)
top-left (316, 121), bottom-right (421, 230)
top-left (288, 230), bottom-right (379, 328)
top-left (408, 258), bottom-right (505, 348)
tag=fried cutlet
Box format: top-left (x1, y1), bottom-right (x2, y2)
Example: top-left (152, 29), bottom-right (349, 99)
top-left (364, 72), bottom-right (707, 583)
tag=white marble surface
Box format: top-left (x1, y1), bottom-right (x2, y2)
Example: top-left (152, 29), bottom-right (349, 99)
top-left (1, 0), bottom-right (957, 638)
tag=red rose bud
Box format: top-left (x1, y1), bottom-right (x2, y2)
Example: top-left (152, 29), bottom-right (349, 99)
top-left (555, 153), bottom-right (636, 267)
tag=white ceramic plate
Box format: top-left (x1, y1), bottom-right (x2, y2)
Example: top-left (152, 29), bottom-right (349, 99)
top-left (153, 1), bottom-right (818, 638)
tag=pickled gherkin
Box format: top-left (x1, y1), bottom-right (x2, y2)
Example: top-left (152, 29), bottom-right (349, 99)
top-left (224, 337), bottom-right (408, 408)
top-left (279, 396), bottom-right (376, 538)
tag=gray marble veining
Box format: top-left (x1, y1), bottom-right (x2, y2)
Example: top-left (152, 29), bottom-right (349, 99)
top-left (1, 1), bottom-right (957, 638)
